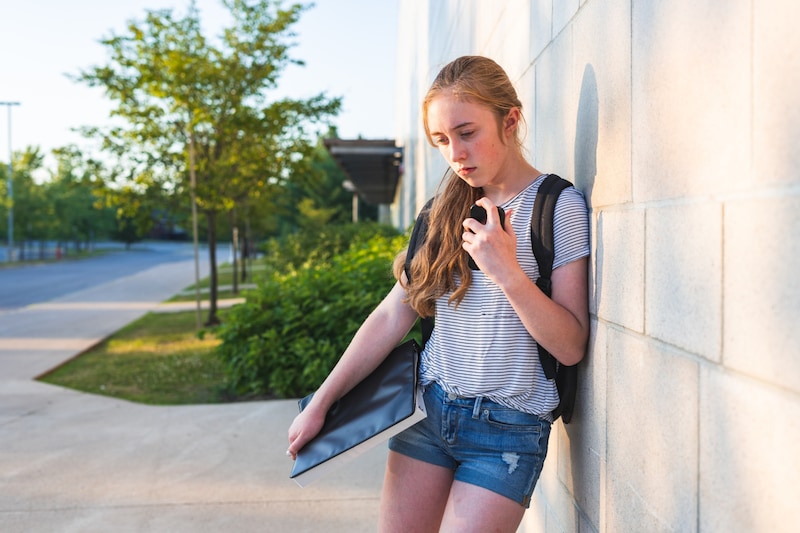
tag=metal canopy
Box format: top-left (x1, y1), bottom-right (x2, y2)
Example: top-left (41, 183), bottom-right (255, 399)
top-left (324, 138), bottom-right (403, 205)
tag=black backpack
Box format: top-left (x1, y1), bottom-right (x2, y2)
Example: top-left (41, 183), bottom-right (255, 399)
top-left (404, 174), bottom-right (580, 423)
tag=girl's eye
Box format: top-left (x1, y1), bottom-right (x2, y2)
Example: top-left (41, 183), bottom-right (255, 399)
top-left (434, 137), bottom-right (449, 146)
top-left (460, 131), bottom-right (474, 138)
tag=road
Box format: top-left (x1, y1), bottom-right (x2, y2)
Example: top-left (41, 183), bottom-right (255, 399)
top-left (0, 242), bottom-right (207, 312)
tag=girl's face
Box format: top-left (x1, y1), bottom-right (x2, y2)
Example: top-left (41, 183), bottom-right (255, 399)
top-left (426, 93), bottom-right (518, 191)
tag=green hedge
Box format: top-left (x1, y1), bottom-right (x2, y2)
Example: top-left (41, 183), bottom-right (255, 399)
top-left (259, 221), bottom-right (401, 275)
top-left (217, 227), bottom-right (407, 398)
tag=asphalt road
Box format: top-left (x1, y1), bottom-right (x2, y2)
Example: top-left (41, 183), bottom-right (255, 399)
top-left (0, 242), bottom-right (204, 312)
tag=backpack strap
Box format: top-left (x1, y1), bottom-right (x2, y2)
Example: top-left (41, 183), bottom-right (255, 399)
top-left (530, 174), bottom-right (579, 423)
top-left (531, 174), bottom-right (571, 301)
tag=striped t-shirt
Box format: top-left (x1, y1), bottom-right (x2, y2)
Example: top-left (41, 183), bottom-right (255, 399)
top-left (420, 174), bottom-right (590, 418)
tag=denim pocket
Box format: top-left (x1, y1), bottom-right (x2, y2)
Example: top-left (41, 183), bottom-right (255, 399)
top-left (455, 404), bottom-right (549, 453)
top-left (481, 407), bottom-right (545, 432)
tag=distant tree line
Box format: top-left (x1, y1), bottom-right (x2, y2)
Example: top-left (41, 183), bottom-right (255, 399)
top-left (0, 128), bottom-right (363, 260)
top-left (0, 146), bottom-right (117, 258)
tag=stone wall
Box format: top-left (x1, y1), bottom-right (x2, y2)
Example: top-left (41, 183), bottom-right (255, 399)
top-left (394, 1), bottom-right (800, 531)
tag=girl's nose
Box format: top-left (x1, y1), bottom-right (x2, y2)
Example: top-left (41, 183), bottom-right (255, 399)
top-left (449, 139), bottom-right (465, 162)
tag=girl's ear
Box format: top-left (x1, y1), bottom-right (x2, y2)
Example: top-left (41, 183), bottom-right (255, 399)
top-left (503, 108), bottom-right (520, 137)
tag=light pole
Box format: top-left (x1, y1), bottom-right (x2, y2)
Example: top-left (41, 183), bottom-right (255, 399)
top-left (1, 101), bottom-right (20, 262)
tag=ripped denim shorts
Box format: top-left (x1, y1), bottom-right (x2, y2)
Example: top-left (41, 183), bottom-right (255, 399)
top-left (388, 381), bottom-right (552, 508)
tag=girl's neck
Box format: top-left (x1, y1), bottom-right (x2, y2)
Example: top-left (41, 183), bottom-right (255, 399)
top-left (483, 158), bottom-right (542, 205)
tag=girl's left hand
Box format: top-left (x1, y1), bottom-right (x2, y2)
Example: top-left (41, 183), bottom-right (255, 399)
top-left (462, 197), bottom-right (518, 281)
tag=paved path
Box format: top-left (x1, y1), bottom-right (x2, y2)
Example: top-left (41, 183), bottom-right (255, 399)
top-left (0, 244), bottom-right (386, 532)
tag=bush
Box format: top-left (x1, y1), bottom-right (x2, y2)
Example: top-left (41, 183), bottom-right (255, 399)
top-left (217, 228), bottom-right (408, 398)
top-left (259, 221), bottom-right (401, 275)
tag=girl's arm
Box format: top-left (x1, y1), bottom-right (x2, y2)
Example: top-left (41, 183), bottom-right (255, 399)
top-left (500, 257), bottom-right (589, 366)
top-left (287, 281), bottom-right (419, 459)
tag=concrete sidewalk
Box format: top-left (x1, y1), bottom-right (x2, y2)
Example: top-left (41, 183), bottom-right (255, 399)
top-left (0, 258), bottom-right (386, 532)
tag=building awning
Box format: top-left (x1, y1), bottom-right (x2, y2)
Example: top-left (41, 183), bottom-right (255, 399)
top-left (324, 138), bottom-right (403, 205)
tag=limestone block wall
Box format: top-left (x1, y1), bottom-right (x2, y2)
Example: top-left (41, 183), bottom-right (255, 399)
top-left (394, 0), bottom-right (800, 531)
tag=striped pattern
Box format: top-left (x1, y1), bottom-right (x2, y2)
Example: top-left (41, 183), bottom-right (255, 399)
top-left (420, 175), bottom-right (590, 417)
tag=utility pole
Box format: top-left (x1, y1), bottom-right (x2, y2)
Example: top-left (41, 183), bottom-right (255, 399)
top-left (1, 101), bottom-right (20, 262)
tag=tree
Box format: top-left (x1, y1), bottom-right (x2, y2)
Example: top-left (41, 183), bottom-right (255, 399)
top-left (75, 0), bottom-right (340, 324)
top-left (45, 146), bottom-right (116, 253)
top-left (0, 148), bottom-right (49, 257)
top-left (0, 145), bottom-right (119, 259)
top-left (103, 172), bottom-right (176, 248)
top-left (289, 132), bottom-right (366, 229)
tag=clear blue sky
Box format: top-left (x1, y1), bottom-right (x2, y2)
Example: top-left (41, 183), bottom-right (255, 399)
top-left (0, 0), bottom-right (398, 169)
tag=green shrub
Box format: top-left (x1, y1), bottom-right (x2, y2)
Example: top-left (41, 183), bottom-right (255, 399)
top-left (259, 221), bottom-right (400, 275)
top-left (217, 230), bottom-right (408, 398)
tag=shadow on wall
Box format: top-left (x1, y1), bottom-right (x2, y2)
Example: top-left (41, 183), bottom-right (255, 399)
top-left (574, 64), bottom-right (599, 200)
top-left (574, 62), bottom-right (599, 327)
top-left (575, 62), bottom-right (600, 321)
top-left (566, 62), bottom-right (600, 523)
top-left (574, 62), bottom-right (600, 329)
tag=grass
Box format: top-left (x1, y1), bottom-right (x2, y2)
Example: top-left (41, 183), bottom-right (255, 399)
top-left (187, 268), bottom-right (237, 289)
top-left (39, 311), bottom-right (233, 405)
top-left (166, 266), bottom-right (259, 302)
top-left (38, 264), bottom-right (273, 405)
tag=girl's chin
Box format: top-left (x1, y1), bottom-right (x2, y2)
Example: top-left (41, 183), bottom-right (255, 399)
top-left (455, 171), bottom-right (481, 185)
top-left (458, 176), bottom-right (481, 188)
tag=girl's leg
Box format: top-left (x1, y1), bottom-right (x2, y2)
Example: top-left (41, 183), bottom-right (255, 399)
top-left (439, 480), bottom-right (526, 533)
top-left (379, 450), bottom-right (455, 532)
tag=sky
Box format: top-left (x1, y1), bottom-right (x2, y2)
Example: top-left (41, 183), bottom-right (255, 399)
top-left (0, 0), bottom-right (398, 170)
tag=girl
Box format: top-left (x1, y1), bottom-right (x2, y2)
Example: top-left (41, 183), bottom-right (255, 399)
top-left (288, 55), bottom-right (590, 532)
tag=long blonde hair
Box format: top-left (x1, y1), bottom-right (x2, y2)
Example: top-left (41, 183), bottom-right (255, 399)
top-left (393, 56), bottom-right (526, 317)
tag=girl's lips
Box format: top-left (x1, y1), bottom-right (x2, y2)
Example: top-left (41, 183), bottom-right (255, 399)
top-left (458, 166), bottom-right (476, 176)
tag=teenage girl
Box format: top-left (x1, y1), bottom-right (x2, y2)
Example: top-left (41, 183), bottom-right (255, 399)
top-left (288, 55), bottom-right (590, 532)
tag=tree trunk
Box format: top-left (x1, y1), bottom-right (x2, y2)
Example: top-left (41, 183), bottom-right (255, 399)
top-left (205, 210), bottom-right (220, 326)
top-left (230, 210), bottom-right (239, 295)
top-left (241, 215), bottom-right (251, 283)
top-left (232, 226), bottom-right (239, 294)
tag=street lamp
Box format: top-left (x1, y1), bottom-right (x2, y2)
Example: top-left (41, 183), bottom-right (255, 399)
top-left (1, 101), bottom-right (20, 262)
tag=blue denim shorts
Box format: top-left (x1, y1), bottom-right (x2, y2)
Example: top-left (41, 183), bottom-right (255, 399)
top-left (388, 381), bottom-right (551, 507)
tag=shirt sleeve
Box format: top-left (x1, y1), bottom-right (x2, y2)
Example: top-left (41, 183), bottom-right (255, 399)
top-left (552, 186), bottom-right (591, 270)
